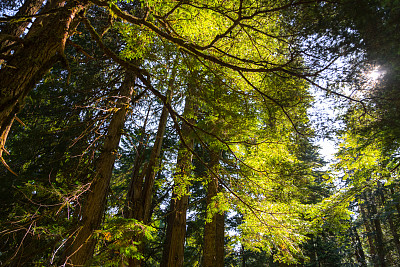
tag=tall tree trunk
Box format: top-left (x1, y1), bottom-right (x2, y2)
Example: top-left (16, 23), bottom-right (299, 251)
top-left (203, 150), bottom-right (224, 267)
top-left (351, 226), bottom-right (367, 266)
top-left (368, 191), bottom-right (386, 267)
top-left (0, 0), bottom-right (88, 166)
top-left (241, 245), bottom-right (246, 267)
top-left (161, 97), bottom-right (195, 267)
top-left (126, 88), bottom-right (173, 267)
top-left (215, 211), bottom-right (225, 267)
top-left (359, 197), bottom-right (377, 265)
top-left (124, 107), bottom-right (150, 219)
top-left (361, 191), bottom-right (386, 267)
top-left (377, 182), bottom-right (400, 260)
top-left (63, 72), bottom-right (135, 266)
top-left (0, 0), bottom-right (45, 169)
top-left (125, 63), bottom-right (176, 266)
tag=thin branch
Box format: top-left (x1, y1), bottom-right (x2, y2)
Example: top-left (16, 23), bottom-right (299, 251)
top-left (66, 39), bottom-right (94, 60)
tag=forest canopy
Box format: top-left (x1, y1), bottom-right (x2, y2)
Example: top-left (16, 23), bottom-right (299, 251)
top-left (1, 0), bottom-right (400, 266)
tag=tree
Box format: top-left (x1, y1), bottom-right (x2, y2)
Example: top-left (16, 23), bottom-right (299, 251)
top-left (4, 1), bottom-right (396, 266)
top-left (0, 0), bottom-right (88, 163)
top-left (63, 70), bottom-right (135, 266)
top-left (161, 92), bottom-right (196, 267)
top-left (202, 150), bottom-right (225, 267)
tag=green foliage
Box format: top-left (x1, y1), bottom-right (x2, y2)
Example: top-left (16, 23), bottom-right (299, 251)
top-left (5, 0), bottom-right (400, 266)
top-left (92, 217), bottom-right (156, 266)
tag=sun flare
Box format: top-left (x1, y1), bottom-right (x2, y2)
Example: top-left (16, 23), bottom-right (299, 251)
top-left (367, 66), bottom-right (385, 82)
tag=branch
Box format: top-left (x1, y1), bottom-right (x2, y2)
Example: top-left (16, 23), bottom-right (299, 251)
top-left (90, 0), bottom-right (300, 74)
top-left (0, 7), bottom-right (60, 23)
top-left (0, 33), bottom-right (25, 43)
top-left (81, 16), bottom-right (150, 78)
top-left (81, 5), bottom-right (303, 229)
top-left (66, 39), bottom-right (94, 60)
top-left (238, 71), bottom-right (308, 136)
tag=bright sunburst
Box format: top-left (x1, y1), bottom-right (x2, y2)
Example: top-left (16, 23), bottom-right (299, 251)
top-left (367, 66), bottom-right (385, 82)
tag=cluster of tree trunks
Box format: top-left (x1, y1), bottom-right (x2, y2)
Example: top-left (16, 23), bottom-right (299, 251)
top-left (3, 1), bottom-right (400, 267)
top-left (0, 1), bottom-right (227, 265)
top-left (354, 185), bottom-right (400, 267)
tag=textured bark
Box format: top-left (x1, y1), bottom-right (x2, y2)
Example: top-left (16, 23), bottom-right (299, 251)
top-left (125, 66), bottom-right (175, 266)
top-left (377, 182), bottom-right (400, 259)
top-left (368, 192), bottom-right (386, 267)
top-left (215, 211), bottom-right (225, 267)
top-left (64, 72), bottom-right (135, 266)
top-left (126, 88), bottom-right (173, 267)
top-left (0, 0), bottom-right (88, 167)
top-left (125, 124), bottom-right (148, 219)
top-left (351, 226), bottom-right (367, 267)
top-left (203, 151), bottom-right (224, 267)
top-left (0, 0), bottom-right (44, 63)
top-left (161, 98), bottom-right (195, 267)
top-left (359, 198), bottom-right (377, 265)
top-left (161, 192), bottom-right (190, 267)
top-left (140, 71), bottom-right (175, 226)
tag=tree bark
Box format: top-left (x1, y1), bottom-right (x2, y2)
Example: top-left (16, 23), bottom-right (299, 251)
top-left (63, 71), bottom-right (135, 266)
top-left (125, 63), bottom-right (176, 266)
top-left (0, 0), bottom-right (44, 64)
top-left (377, 182), bottom-right (400, 260)
top-left (359, 197), bottom-right (377, 265)
top-left (203, 150), bottom-right (224, 267)
top-left (215, 211), bottom-right (225, 267)
top-left (126, 88), bottom-right (173, 267)
top-left (241, 245), bottom-right (246, 267)
top-left (351, 226), bottom-right (367, 267)
top-left (368, 191), bottom-right (386, 267)
top-left (161, 97), bottom-right (195, 267)
top-left (0, 0), bottom-right (88, 167)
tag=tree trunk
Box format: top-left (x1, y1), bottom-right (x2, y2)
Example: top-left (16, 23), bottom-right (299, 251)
top-left (359, 197), bottom-right (377, 265)
top-left (124, 115), bottom-right (149, 219)
top-left (63, 71), bottom-right (135, 266)
top-left (0, 0), bottom-right (88, 165)
top-left (215, 211), bottom-right (225, 267)
top-left (241, 245), bottom-right (246, 267)
top-left (161, 97), bottom-right (195, 267)
top-left (351, 226), bottom-right (367, 267)
top-left (203, 150), bottom-right (224, 267)
top-left (377, 182), bottom-right (400, 260)
top-left (125, 64), bottom-right (176, 266)
top-left (368, 191), bottom-right (386, 267)
top-left (126, 88), bottom-right (173, 267)
top-left (0, 0), bottom-right (44, 64)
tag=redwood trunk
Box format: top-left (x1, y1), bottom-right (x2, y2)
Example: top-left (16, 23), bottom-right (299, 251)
top-left (359, 198), bottom-right (377, 265)
top-left (368, 192), bottom-right (386, 267)
top-left (64, 72), bottom-right (135, 266)
top-left (0, 0), bottom-right (44, 61)
top-left (126, 88), bottom-right (173, 267)
top-left (377, 182), bottom-right (400, 259)
top-left (0, 0), bottom-right (88, 163)
top-left (215, 212), bottom-right (225, 267)
top-left (161, 98), bottom-right (195, 267)
top-left (125, 65), bottom-right (176, 266)
top-left (203, 151), bottom-right (224, 267)
top-left (351, 226), bottom-right (367, 266)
